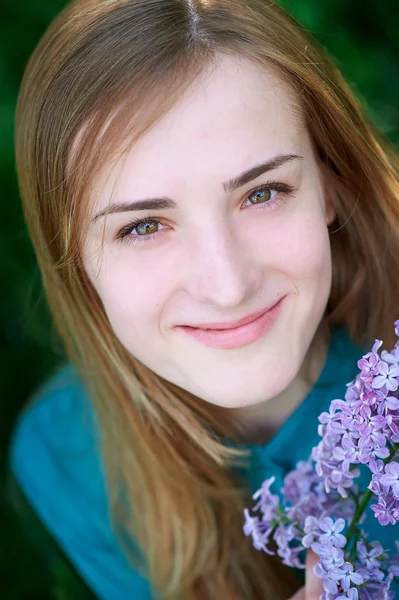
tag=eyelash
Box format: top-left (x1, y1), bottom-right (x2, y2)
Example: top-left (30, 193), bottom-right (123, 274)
top-left (115, 180), bottom-right (296, 246)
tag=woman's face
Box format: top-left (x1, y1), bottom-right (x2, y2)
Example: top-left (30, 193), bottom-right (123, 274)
top-left (83, 54), bottom-right (335, 409)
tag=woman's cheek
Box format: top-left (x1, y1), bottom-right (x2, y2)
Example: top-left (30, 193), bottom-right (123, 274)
top-left (97, 247), bottom-right (178, 323)
top-left (272, 207), bottom-right (331, 278)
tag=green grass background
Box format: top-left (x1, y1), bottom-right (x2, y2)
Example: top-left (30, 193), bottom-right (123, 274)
top-left (1, 0), bottom-right (398, 597)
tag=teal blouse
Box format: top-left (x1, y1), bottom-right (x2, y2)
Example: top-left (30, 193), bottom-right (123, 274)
top-left (9, 326), bottom-right (399, 598)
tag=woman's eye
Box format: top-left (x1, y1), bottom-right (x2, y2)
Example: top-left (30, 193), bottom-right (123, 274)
top-left (134, 220), bottom-right (159, 236)
top-left (116, 217), bottom-right (166, 245)
top-left (241, 181), bottom-right (295, 209)
top-left (245, 187), bottom-right (276, 205)
top-left (116, 181), bottom-right (295, 245)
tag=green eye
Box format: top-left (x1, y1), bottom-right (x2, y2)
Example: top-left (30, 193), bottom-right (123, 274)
top-left (248, 189), bottom-right (272, 204)
top-left (116, 217), bottom-right (164, 244)
top-left (135, 221), bottom-right (159, 235)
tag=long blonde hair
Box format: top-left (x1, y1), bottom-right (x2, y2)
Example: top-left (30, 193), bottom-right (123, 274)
top-left (15, 1), bottom-right (399, 598)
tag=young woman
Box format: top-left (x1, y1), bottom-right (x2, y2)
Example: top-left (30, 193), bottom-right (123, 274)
top-left (10, 0), bottom-right (399, 599)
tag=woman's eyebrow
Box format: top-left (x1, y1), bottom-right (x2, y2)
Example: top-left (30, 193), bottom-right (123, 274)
top-left (92, 153), bottom-right (302, 222)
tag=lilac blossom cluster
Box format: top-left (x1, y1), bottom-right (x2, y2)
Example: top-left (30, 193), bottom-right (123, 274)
top-left (313, 320), bottom-right (399, 520)
top-left (243, 320), bottom-right (399, 599)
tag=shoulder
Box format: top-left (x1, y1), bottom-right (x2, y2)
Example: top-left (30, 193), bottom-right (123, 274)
top-left (9, 365), bottom-right (154, 599)
top-left (9, 364), bottom-right (110, 541)
top-left (11, 363), bottom-right (101, 456)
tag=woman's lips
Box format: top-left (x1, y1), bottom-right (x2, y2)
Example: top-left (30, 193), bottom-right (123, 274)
top-left (177, 296), bottom-right (285, 349)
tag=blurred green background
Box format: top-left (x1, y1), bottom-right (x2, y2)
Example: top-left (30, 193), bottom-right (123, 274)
top-left (1, 0), bottom-right (398, 598)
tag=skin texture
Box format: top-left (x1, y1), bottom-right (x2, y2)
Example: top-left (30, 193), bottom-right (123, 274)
top-left (83, 53), bottom-right (336, 435)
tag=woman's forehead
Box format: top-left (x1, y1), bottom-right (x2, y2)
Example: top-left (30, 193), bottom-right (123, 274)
top-left (88, 54), bottom-right (306, 215)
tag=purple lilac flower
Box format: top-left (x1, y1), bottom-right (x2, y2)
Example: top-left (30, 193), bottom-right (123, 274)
top-left (302, 515), bottom-right (322, 548)
top-left (314, 324), bottom-right (399, 503)
top-left (388, 540), bottom-right (399, 576)
top-left (274, 523), bottom-right (304, 568)
top-left (244, 320), bottom-right (399, 599)
top-left (243, 508), bottom-right (275, 554)
top-left (368, 458), bottom-right (388, 494)
top-left (372, 361), bottom-right (399, 392)
top-left (381, 345), bottom-right (399, 367)
top-left (357, 406), bottom-right (386, 439)
top-left (379, 395), bottom-right (399, 413)
top-left (369, 496), bottom-right (397, 526)
top-left (358, 352), bottom-right (379, 382)
top-left (316, 541), bottom-right (345, 572)
top-left (337, 562), bottom-right (364, 591)
top-left (380, 461), bottom-right (399, 497)
top-left (318, 517), bottom-right (347, 548)
top-left (357, 542), bottom-right (384, 572)
top-left (336, 590), bottom-right (358, 599)
top-left (333, 435), bottom-right (373, 465)
top-left (252, 475), bottom-right (279, 520)
top-left (369, 459), bottom-right (399, 525)
top-left (311, 536), bottom-right (364, 597)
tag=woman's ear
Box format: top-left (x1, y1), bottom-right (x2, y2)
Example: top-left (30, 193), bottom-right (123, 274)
top-left (325, 195), bottom-right (336, 226)
top-left (320, 166), bottom-right (338, 227)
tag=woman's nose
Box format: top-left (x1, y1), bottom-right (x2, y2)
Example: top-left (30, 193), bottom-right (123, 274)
top-left (183, 224), bottom-right (263, 309)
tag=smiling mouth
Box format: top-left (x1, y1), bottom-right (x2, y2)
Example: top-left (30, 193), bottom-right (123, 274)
top-left (183, 299), bottom-right (283, 331)
top-left (176, 296), bottom-right (286, 349)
